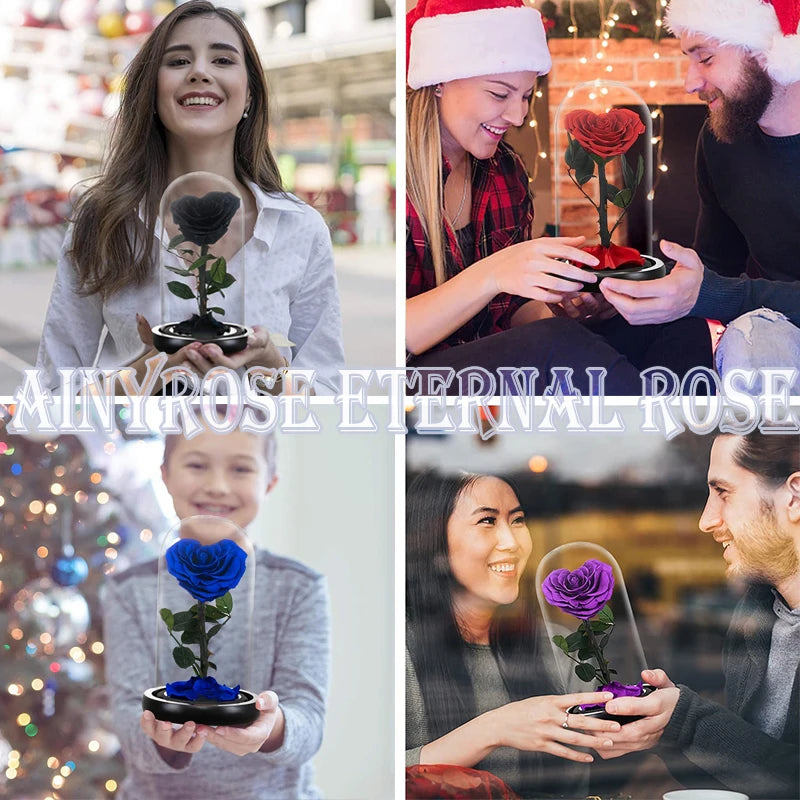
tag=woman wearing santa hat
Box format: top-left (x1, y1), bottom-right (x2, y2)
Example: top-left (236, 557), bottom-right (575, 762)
top-left (406, 0), bottom-right (714, 395)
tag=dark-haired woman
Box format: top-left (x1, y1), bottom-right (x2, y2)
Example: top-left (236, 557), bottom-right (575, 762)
top-left (406, 471), bottom-right (621, 796)
top-left (37, 1), bottom-right (343, 393)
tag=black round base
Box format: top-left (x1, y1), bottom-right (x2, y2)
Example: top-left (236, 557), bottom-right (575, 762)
top-left (578, 255), bottom-right (666, 294)
top-left (568, 683), bottom-right (656, 725)
top-left (142, 686), bottom-right (259, 726)
top-left (152, 323), bottom-right (251, 355)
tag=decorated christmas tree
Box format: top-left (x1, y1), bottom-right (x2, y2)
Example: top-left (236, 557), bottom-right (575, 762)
top-left (0, 417), bottom-right (167, 798)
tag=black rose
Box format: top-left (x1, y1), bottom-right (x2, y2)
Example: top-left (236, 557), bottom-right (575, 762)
top-left (170, 191), bottom-right (241, 247)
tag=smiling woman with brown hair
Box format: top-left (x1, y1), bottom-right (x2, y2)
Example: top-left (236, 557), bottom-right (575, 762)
top-left (37, 1), bottom-right (343, 393)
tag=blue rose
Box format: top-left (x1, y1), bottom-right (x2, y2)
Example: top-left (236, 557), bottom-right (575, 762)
top-left (165, 538), bottom-right (247, 603)
top-left (165, 675), bottom-right (240, 702)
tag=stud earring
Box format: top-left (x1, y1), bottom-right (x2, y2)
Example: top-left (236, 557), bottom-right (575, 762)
top-left (242, 109), bottom-right (249, 119)
top-left (434, 84), bottom-right (443, 97)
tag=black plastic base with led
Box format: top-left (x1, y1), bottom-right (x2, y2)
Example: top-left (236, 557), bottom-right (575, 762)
top-left (151, 322), bottom-right (250, 355)
top-left (577, 255), bottom-right (666, 294)
top-left (567, 682), bottom-right (656, 725)
top-left (142, 686), bottom-right (259, 726)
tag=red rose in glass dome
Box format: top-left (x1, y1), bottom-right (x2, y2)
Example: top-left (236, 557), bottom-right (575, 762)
top-left (564, 108), bottom-right (646, 270)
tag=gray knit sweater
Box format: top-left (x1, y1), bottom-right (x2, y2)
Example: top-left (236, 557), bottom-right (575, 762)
top-left (101, 549), bottom-right (330, 800)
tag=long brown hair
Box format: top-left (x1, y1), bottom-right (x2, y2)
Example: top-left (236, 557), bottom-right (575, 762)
top-left (406, 85), bottom-right (451, 286)
top-left (70, 1), bottom-right (283, 298)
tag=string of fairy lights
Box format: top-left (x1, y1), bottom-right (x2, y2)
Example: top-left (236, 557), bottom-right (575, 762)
top-left (525, 0), bottom-right (672, 198)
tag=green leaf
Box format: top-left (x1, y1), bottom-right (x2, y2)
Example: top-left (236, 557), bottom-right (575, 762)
top-left (208, 306), bottom-right (225, 315)
top-left (172, 646), bottom-right (196, 669)
top-left (565, 631), bottom-right (586, 653)
top-left (203, 605), bottom-right (227, 621)
top-left (552, 634), bottom-right (569, 653)
top-left (207, 623), bottom-right (222, 640)
top-left (598, 633), bottom-right (611, 649)
top-left (168, 233), bottom-right (186, 249)
top-left (164, 265), bottom-right (193, 277)
top-left (566, 135), bottom-right (596, 186)
top-left (172, 610), bottom-right (194, 631)
top-left (191, 254), bottom-right (213, 271)
top-left (208, 272), bottom-right (236, 297)
top-left (207, 661), bottom-right (217, 672)
top-left (590, 620), bottom-right (611, 632)
top-left (159, 608), bottom-right (174, 632)
top-left (575, 662), bottom-right (597, 682)
top-left (179, 248), bottom-right (197, 256)
top-left (606, 183), bottom-right (621, 203)
top-left (598, 605), bottom-right (615, 624)
top-left (180, 627), bottom-right (202, 645)
top-left (636, 154), bottom-right (644, 186)
top-left (167, 281), bottom-right (195, 300)
top-left (577, 647), bottom-right (594, 661)
top-left (621, 153), bottom-right (635, 189)
top-left (209, 257), bottom-right (227, 284)
top-left (216, 592), bottom-right (233, 615)
top-left (564, 132), bottom-right (577, 168)
top-left (612, 188), bottom-right (633, 208)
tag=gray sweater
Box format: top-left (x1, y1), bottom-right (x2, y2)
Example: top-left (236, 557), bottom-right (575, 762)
top-left (101, 549), bottom-right (330, 800)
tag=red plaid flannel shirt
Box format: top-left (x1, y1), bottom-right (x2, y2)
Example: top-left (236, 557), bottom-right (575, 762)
top-left (406, 140), bottom-right (535, 353)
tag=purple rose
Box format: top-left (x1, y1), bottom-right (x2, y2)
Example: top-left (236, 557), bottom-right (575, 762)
top-left (602, 680), bottom-right (644, 698)
top-left (542, 559), bottom-right (614, 619)
top-left (165, 538), bottom-right (246, 603)
top-left (165, 675), bottom-right (240, 702)
top-left (579, 681), bottom-right (643, 710)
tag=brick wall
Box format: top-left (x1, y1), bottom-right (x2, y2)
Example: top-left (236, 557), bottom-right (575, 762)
top-left (546, 37), bottom-right (703, 239)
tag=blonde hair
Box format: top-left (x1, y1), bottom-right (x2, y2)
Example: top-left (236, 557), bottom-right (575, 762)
top-left (406, 86), bottom-right (451, 287)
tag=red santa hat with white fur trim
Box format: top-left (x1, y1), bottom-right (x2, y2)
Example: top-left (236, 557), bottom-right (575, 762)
top-left (406, 0), bottom-right (552, 90)
top-left (666, 0), bottom-right (800, 85)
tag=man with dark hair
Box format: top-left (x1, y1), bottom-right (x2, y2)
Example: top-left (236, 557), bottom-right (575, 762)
top-left (600, 432), bottom-right (800, 798)
top-left (598, 0), bottom-right (800, 386)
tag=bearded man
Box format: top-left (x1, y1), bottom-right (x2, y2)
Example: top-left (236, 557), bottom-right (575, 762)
top-left (597, 0), bottom-right (800, 389)
top-left (600, 431), bottom-right (800, 798)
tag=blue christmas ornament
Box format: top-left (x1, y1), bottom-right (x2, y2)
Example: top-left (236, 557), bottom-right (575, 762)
top-left (51, 551), bottom-right (89, 587)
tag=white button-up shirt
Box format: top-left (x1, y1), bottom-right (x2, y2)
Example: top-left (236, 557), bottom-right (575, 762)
top-left (37, 186), bottom-right (344, 394)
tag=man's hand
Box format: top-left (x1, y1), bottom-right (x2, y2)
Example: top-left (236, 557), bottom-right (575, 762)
top-left (196, 691), bottom-right (284, 757)
top-left (599, 240), bottom-right (704, 325)
top-left (596, 669), bottom-right (680, 759)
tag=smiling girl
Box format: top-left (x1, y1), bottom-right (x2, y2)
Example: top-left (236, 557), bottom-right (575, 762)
top-left (406, 471), bottom-right (620, 796)
top-left (37, 1), bottom-right (344, 393)
top-left (102, 426), bottom-right (329, 799)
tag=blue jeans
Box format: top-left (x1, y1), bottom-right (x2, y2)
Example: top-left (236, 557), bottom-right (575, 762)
top-left (715, 309), bottom-right (800, 394)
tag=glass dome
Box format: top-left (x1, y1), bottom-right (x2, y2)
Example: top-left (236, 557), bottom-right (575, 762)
top-left (552, 80), bottom-right (664, 291)
top-left (535, 542), bottom-right (652, 722)
top-left (152, 171), bottom-right (250, 355)
top-left (141, 515), bottom-right (258, 726)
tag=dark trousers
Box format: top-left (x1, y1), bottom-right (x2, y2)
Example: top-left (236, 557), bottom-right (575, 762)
top-left (408, 316), bottom-right (713, 395)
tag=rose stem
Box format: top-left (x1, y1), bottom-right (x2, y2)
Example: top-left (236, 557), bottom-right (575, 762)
top-left (197, 244), bottom-right (208, 317)
top-left (198, 601), bottom-right (209, 678)
top-left (582, 620), bottom-right (612, 686)
top-left (596, 159), bottom-right (611, 248)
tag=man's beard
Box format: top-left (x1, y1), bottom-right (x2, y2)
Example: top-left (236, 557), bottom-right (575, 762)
top-left (702, 55), bottom-right (774, 144)
top-left (726, 500), bottom-right (799, 586)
